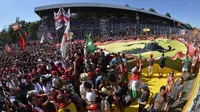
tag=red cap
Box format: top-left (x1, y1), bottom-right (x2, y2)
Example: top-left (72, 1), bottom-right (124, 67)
top-left (37, 68), bottom-right (41, 73)
top-left (61, 75), bottom-right (68, 80)
top-left (95, 68), bottom-right (101, 72)
top-left (11, 68), bottom-right (16, 72)
top-left (26, 75), bottom-right (31, 81)
top-left (17, 74), bottom-right (23, 79)
top-left (32, 69), bottom-right (36, 74)
top-left (88, 72), bottom-right (93, 78)
top-left (16, 87), bottom-right (21, 93)
top-left (150, 54), bottom-right (153, 57)
top-left (37, 64), bottom-right (41, 68)
top-left (51, 71), bottom-right (57, 75)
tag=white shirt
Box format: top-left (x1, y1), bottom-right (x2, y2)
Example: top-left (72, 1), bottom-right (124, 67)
top-left (80, 84), bottom-right (86, 99)
top-left (42, 83), bottom-right (52, 93)
top-left (86, 90), bottom-right (96, 102)
top-left (130, 79), bottom-right (142, 91)
top-left (34, 83), bottom-right (43, 93)
top-left (33, 106), bottom-right (44, 112)
top-left (52, 78), bottom-right (56, 87)
top-left (192, 56), bottom-right (199, 66)
top-left (101, 98), bottom-right (110, 112)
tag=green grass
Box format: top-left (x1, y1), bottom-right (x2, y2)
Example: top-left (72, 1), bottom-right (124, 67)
top-left (98, 38), bottom-right (187, 59)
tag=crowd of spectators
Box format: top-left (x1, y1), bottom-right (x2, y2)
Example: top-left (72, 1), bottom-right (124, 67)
top-left (0, 33), bottom-right (199, 112)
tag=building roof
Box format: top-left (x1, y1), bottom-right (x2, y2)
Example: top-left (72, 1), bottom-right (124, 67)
top-left (34, 2), bottom-right (186, 25)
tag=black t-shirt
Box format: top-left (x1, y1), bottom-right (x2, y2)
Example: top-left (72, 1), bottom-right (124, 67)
top-left (139, 89), bottom-right (150, 103)
top-left (100, 56), bottom-right (108, 68)
top-left (17, 106), bottom-right (27, 112)
top-left (160, 56), bottom-right (165, 68)
top-left (17, 93), bottom-right (28, 105)
top-left (108, 72), bottom-right (116, 82)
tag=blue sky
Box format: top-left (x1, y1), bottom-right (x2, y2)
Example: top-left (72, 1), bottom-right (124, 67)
top-left (0, 0), bottom-right (199, 30)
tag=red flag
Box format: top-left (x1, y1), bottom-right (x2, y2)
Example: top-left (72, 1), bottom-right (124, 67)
top-left (19, 34), bottom-right (26, 51)
top-left (24, 32), bottom-right (28, 37)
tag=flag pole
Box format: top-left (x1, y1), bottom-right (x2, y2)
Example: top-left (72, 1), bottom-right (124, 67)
top-left (56, 30), bottom-right (58, 44)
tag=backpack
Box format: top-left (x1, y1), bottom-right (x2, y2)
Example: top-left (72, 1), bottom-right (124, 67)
top-left (122, 93), bottom-right (132, 107)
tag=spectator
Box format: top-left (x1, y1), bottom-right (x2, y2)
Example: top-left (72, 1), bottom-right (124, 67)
top-left (167, 77), bottom-right (184, 111)
top-left (138, 84), bottom-right (150, 112)
top-left (166, 71), bottom-right (176, 94)
top-left (147, 54), bottom-right (155, 78)
top-left (84, 81), bottom-right (96, 106)
top-left (191, 51), bottom-right (199, 74)
top-left (182, 55), bottom-right (191, 80)
top-left (148, 86), bottom-right (168, 112)
top-left (129, 67), bottom-right (142, 99)
top-left (136, 54), bottom-right (143, 75)
top-left (159, 53), bottom-right (166, 78)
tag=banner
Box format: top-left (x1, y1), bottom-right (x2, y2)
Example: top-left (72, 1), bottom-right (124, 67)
top-left (143, 28), bottom-right (150, 32)
top-left (187, 81), bottom-right (200, 112)
top-left (183, 69), bottom-right (200, 112)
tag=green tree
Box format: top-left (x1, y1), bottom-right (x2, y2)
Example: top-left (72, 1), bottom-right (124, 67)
top-left (7, 25), bottom-right (18, 43)
top-left (126, 4), bottom-right (130, 7)
top-left (0, 18), bottom-right (41, 44)
top-left (165, 12), bottom-right (171, 18)
top-left (186, 23), bottom-right (192, 29)
top-left (0, 28), bottom-right (9, 44)
top-left (149, 8), bottom-right (156, 13)
top-left (28, 21), bottom-right (40, 40)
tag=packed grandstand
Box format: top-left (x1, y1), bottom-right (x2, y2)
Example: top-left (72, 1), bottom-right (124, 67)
top-left (0, 2), bottom-right (199, 112)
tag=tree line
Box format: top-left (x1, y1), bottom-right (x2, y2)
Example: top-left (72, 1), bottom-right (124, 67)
top-left (0, 18), bottom-right (40, 46)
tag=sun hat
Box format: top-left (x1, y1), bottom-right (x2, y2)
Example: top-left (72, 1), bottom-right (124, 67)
top-left (79, 73), bottom-right (89, 83)
top-left (95, 68), bottom-right (101, 72)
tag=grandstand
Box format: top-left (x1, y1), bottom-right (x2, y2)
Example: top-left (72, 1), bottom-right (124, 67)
top-left (34, 3), bottom-right (190, 39)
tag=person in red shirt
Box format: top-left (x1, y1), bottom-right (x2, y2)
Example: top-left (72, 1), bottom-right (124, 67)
top-left (147, 54), bottom-right (154, 78)
top-left (136, 55), bottom-right (143, 76)
top-left (191, 51), bottom-right (199, 74)
top-left (75, 53), bottom-right (83, 74)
